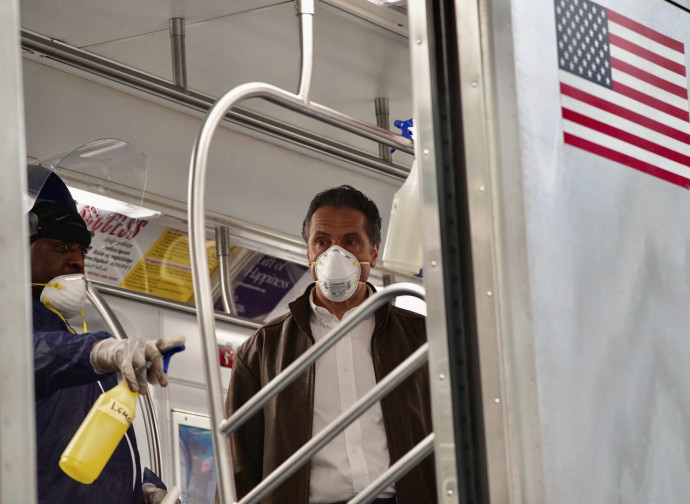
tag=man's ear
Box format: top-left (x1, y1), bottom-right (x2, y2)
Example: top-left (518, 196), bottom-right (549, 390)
top-left (369, 243), bottom-right (379, 268)
top-left (307, 250), bottom-right (318, 281)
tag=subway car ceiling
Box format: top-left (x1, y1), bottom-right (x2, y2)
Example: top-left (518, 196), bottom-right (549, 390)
top-left (20, 0), bottom-right (415, 253)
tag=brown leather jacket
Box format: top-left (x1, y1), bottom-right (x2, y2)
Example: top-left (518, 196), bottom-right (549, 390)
top-left (225, 283), bottom-right (436, 504)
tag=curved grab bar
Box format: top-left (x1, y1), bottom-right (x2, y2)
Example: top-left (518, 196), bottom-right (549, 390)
top-left (188, 3), bottom-right (414, 502)
top-left (86, 282), bottom-right (163, 477)
top-left (187, 60), bottom-right (417, 504)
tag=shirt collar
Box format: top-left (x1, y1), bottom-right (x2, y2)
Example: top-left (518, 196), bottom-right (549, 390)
top-left (309, 285), bottom-right (374, 328)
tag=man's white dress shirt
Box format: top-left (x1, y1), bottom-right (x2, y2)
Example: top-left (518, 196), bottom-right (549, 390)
top-left (308, 289), bottom-right (395, 503)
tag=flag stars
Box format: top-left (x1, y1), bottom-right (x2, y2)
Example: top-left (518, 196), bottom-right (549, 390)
top-left (554, 0), bottom-right (612, 89)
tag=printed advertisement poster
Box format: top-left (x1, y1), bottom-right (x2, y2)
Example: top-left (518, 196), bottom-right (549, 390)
top-left (81, 206), bottom-right (220, 304)
top-left (232, 254), bottom-right (310, 322)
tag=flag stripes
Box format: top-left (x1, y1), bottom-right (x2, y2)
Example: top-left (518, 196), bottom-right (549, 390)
top-left (555, 0), bottom-right (690, 188)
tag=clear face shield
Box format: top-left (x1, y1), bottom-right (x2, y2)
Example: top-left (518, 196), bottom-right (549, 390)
top-left (24, 138), bottom-right (153, 326)
top-left (27, 138), bottom-right (155, 250)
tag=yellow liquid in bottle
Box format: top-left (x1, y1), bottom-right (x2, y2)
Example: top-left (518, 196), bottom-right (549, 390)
top-left (59, 380), bottom-right (137, 484)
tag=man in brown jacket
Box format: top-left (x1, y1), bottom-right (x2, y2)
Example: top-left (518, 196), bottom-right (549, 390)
top-left (226, 185), bottom-right (436, 504)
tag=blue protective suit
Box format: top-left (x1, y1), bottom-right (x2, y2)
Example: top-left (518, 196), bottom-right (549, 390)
top-left (33, 299), bottom-right (161, 504)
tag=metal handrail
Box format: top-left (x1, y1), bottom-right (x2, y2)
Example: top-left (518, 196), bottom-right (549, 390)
top-left (237, 339), bottom-right (429, 504)
top-left (85, 282), bottom-right (163, 477)
top-left (187, 2), bottom-right (417, 502)
top-left (349, 434), bottom-right (435, 504)
top-left (221, 282), bottom-right (425, 434)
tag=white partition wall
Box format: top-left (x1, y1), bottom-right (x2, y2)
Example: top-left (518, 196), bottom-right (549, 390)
top-left (483, 0), bottom-right (690, 501)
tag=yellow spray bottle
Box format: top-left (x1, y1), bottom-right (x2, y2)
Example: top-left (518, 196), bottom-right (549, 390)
top-left (58, 344), bottom-right (184, 484)
top-left (59, 379), bottom-right (137, 484)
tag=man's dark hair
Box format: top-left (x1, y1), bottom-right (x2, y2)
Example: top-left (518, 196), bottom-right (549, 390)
top-left (301, 185), bottom-right (382, 246)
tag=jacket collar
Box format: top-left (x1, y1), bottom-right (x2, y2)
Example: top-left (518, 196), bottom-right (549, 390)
top-left (288, 282), bottom-right (390, 337)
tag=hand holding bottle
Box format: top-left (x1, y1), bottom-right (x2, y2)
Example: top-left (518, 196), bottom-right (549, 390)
top-left (62, 341), bottom-right (186, 485)
top-left (90, 336), bottom-right (186, 394)
top-left (142, 483), bottom-right (181, 504)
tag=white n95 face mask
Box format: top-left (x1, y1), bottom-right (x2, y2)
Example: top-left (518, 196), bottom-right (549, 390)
top-left (312, 245), bottom-right (369, 302)
top-left (34, 273), bottom-right (87, 319)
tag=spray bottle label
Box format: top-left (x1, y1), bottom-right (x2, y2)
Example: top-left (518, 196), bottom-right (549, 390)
top-left (98, 399), bottom-right (135, 426)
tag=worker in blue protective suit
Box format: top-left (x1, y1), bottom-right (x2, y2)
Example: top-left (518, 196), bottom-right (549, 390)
top-left (28, 173), bottom-right (183, 504)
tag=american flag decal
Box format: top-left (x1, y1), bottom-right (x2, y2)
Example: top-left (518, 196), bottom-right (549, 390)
top-left (555, 0), bottom-right (690, 188)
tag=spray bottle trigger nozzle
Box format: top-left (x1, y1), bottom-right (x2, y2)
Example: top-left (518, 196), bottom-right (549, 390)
top-left (390, 118), bottom-right (414, 153)
top-left (162, 345), bottom-right (185, 373)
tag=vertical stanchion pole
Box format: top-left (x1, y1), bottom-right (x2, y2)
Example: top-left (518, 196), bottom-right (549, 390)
top-left (169, 18), bottom-right (187, 90)
top-left (0, 0), bottom-right (36, 500)
top-left (215, 226), bottom-right (237, 315)
top-left (375, 97), bottom-right (393, 163)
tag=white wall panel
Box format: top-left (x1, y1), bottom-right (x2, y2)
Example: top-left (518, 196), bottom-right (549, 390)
top-left (504, 0), bottom-right (690, 501)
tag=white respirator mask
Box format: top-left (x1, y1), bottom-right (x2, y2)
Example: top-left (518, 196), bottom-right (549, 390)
top-left (312, 246), bottom-right (369, 302)
top-left (33, 273), bottom-right (88, 330)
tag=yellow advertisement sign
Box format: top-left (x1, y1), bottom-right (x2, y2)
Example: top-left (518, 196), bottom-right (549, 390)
top-left (82, 206), bottom-right (223, 305)
top-left (120, 228), bottom-right (218, 304)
